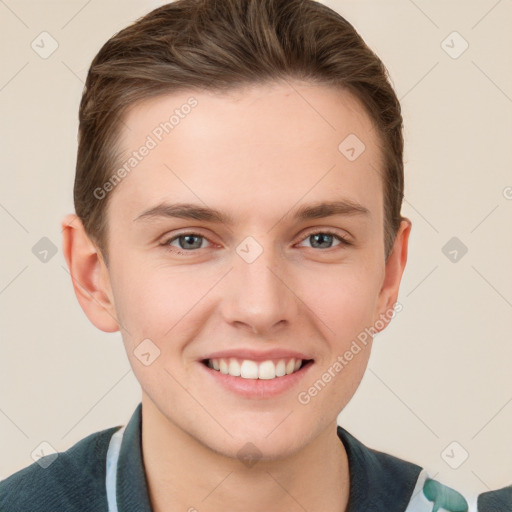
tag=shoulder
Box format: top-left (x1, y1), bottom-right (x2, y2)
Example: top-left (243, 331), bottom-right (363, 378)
top-left (477, 485), bottom-right (512, 511)
top-left (337, 425), bottom-right (423, 510)
top-left (336, 426), bottom-right (512, 512)
top-left (0, 425), bottom-right (120, 512)
top-left (404, 469), bottom-right (512, 512)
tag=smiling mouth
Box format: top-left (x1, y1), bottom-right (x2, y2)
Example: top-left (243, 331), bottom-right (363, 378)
top-left (201, 357), bottom-right (314, 380)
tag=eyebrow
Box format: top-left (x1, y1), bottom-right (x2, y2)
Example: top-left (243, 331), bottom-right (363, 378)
top-left (133, 199), bottom-right (370, 225)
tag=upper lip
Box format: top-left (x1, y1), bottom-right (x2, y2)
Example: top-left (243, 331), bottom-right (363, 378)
top-left (200, 348), bottom-right (313, 362)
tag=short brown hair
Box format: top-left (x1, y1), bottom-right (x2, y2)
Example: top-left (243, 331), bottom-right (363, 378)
top-left (74, 0), bottom-right (405, 264)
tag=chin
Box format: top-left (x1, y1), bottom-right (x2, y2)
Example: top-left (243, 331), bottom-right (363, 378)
top-left (211, 435), bottom-right (301, 464)
top-left (201, 420), bottom-right (315, 463)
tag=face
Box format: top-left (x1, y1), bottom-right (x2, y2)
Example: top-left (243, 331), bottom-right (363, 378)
top-left (74, 81), bottom-right (409, 460)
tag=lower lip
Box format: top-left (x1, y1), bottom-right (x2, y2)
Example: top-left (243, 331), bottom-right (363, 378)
top-left (199, 360), bottom-right (314, 399)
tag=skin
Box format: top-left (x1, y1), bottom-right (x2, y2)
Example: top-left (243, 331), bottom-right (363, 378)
top-left (62, 81), bottom-right (411, 512)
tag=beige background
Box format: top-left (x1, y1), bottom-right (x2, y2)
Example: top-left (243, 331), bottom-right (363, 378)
top-left (1, 0), bottom-right (511, 496)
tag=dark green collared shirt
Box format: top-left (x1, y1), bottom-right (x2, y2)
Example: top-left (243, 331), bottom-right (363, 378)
top-left (1, 403), bottom-right (510, 511)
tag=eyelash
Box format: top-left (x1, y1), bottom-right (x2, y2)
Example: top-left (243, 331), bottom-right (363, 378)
top-left (160, 229), bottom-right (352, 255)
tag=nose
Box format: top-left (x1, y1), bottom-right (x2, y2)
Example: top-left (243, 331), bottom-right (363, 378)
top-left (219, 238), bottom-right (299, 336)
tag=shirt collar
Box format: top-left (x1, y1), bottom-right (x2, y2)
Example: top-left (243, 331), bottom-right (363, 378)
top-left (114, 403), bottom-right (421, 512)
top-left (337, 425), bottom-right (422, 511)
top-left (116, 403), bottom-right (153, 512)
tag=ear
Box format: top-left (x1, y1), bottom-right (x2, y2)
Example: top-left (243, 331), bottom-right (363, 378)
top-left (61, 213), bottom-right (119, 333)
top-left (374, 218), bottom-right (411, 332)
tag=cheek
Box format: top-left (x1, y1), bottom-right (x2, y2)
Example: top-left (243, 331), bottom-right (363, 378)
top-left (298, 263), bottom-right (382, 342)
top-left (296, 267), bottom-right (380, 410)
top-left (108, 258), bottom-right (175, 340)
top-left (110, 258), bottom-right (220, 346)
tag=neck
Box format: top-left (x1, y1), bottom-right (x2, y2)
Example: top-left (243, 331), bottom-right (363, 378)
top-left (141, 396), bottom-right (350, 512)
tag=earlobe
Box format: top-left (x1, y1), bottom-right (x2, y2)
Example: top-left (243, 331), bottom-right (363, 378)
top-left (61, 213), bottom-right (119, 333)
top-left (374, 218), bottom-right (412, 332)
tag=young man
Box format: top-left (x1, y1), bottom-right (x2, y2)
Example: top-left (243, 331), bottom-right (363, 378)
top-left (1, 0), bottom-right (510, 510)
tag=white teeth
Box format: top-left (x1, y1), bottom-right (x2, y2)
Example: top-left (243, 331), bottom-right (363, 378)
top-left (219, 359), bottom-right (229, 374)
top-left (207, 357), bottom-right (306, 380)
top-left (240, 360), bottom-right (259, 379)
top-left (258, 360), bottom-right (275, 380)
top-left (275, 359), bottom-right (286, 377)
top-left (228, 358), bottom-right (241, 377)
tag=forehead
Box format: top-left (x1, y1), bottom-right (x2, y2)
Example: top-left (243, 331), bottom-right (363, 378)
top-left (108, 81), bottom-right (384, 225)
